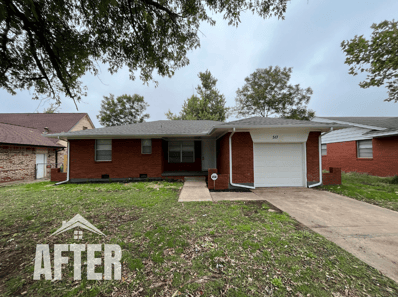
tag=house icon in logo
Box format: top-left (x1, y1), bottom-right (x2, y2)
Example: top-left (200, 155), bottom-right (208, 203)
top-left (51, 214), bottom-right (105, 239)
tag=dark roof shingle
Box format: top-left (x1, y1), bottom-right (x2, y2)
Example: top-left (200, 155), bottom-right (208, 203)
top-left (0, 113), bottom-right (89, 134)
top-left (0, 123), bottom-right (64, 147)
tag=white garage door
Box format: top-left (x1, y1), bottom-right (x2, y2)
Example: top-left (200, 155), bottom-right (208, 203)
top-left (254, 143), bottom-right (305, 187)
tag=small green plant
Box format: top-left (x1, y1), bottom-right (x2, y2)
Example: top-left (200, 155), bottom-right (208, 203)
top-left (271, 277), bottom-right (283, 288)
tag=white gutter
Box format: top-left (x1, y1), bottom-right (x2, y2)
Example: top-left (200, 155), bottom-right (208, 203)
top-left (55, 140), bottom-right (70, 185)
top-left (229, 128), bottom-right (255, 189)
top-left (308, 134), bottom-right (322, 188)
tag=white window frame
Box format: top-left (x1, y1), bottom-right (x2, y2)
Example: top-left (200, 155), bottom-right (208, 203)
top-left (141, 139), bottom-right (152, 154)
top-left (357, 139), bottom-right (373, 158)
top-left (168, 141), bottom-right (195, 163)
top-left (95, 139), bottom-right (112, 161)
top-left (321, 144), bottom-right (327, 156)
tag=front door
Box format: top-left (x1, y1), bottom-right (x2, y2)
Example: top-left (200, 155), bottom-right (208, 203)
top-left (201, 139), bottom-right (216, 171)
top-left (36, 153), bottom-right (46, 179)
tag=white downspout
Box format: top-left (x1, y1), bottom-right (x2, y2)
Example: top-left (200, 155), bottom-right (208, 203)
top-left (308, 134), bottom-right (322, 188)
top-left (229, 128), bottom-right (255, 189)
top-left (55, 140), bottom-right (70, 185)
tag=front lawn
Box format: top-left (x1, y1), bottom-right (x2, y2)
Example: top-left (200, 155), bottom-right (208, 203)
top-left (321, 172), bottom-right (398, 212)
top-left (0, 181), bottom-right (397, 296)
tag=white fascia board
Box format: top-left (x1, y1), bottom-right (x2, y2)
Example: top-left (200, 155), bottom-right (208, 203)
top-left (313, 117), bottom-right (386, 131)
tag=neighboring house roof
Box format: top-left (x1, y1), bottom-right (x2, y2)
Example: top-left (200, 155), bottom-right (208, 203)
top-left (0, 113), bottom-right (94, 145)
top-left (0, 113), bottom-right (93, 134)
top-left (0, 123), bottom-right (64, 147)
top-left (314, 117), bottom-right (398, 143)
top-left (45, 117), bottom-right (346, 139)
top-left (314, 117), bottom-right (398, 130)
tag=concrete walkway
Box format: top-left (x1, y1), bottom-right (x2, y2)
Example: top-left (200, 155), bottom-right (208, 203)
top-left (178, 178), bottom-right (262, 202)
top-left (252, 187), bottom-right (398, 283)
top-left (178, 179), bottom-right (212, 202)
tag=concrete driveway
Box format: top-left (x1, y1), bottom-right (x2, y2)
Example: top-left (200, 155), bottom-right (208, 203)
top-left (252, 187), bottom-right (398, 283)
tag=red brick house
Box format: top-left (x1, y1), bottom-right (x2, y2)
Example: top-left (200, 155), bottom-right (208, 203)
top-left (46, 117), bottom-right (345, 189)
top-left (313, 117), bottom-right (398, 177)
top-left (0, 113), bottom-right (95, 183)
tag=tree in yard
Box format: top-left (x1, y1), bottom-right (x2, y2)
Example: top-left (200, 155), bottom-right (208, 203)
top-left (341, 20), bottom-right (398, 102)
top-left (234, 66), bottom-right (315, 120)
top-left (166, 70), bottom-right (229, 121)
top-left (97, 94), bottom-right (149, 127)
top-left (0, 0), bottom-right (289, 108)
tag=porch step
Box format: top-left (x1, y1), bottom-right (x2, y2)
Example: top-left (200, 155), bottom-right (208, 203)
top-left (184, 176), bottom-right (206, 181)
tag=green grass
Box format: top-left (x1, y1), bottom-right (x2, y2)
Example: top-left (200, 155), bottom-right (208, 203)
top-left (320, 172), bottom-right (398, 211)
top-left (0, 181), bottom-right (398, 296)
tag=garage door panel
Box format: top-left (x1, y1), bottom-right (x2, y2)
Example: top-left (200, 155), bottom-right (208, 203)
top-left (254, 143), bottom-right (304, 187)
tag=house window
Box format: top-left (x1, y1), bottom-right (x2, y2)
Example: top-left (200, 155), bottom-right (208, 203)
top-left (95, 139), bottom-right (112, 161)
top-left (83, 126), bottom-right (88, 130)
top-left (357, 140), bottom-right (373, 158)
top-left (142, 139), bottom-right (152, 154)
top-left (168, 141), bottom-right (195, 163)
top-left (321, 144), bottom-right (327, 156)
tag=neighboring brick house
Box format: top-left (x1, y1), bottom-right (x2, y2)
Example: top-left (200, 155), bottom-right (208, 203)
top-left (313, 117), bottom-right (398, 177)
top-left (46, 117), bottom-right (346, 188)
top-left (0, 113), bottom-right (95, 183)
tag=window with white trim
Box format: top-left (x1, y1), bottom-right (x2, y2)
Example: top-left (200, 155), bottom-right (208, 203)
top-left (95, 139), bottom-right (112, 161)
top-left (168, 141), bottom-right (195, 163)
top-left (321, 144), bottom-right (327, 156)
top-left (357, 140), bottom-right (373, 158)
top-left (141, 139), bottom-right (152, 154)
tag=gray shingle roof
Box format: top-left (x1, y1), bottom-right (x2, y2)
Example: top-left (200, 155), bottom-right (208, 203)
top-left (48, 120), bottom-right (221, 137)
top-left (317, 117), bottom-right (398, 130)
top-left (216, 116), bottom-right (345, 127)
top-left (46, 117), bottom-right (346, 139)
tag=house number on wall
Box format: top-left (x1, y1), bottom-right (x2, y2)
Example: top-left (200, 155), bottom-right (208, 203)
top-left (272, 135), bottom-right (279, 139)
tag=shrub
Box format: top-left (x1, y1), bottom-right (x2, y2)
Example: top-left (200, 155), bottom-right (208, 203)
top-left (389, 175), bottom-right (398, 184)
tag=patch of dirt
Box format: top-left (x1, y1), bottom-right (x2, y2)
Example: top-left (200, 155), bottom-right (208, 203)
top-left (244, 200), bottom-right (283, 213)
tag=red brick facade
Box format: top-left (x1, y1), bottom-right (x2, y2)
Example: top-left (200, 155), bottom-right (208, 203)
top-left (69, 139), bottom-right (164, 179)
top-left (306, 132), bottom-right (321, 182)
top-left (322, 137), bottom-right (398, 177)
top-left (323, 167), bottom-right (341, 185)
top-left (51, 168), bottom-right (67, 182)
top-left (216, 132), bottom-right (254, 184)
top-left (67, 130), bottom-right (324, 187)
top-left (207, 168), bottom-right (229, 190)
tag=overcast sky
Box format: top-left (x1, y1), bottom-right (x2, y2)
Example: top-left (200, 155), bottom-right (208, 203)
top-left (2, 0), bottom-right (398, 128)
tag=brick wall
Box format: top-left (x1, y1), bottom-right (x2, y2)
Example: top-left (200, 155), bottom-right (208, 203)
top-left (323, 167), bottom-right (341, 185)
top-left (306, 132), bottom-right (321, 182)
top-left (207, 169), bottom-right (229, 190)
top-left (322, 137), bottom-right (398, 177)
top-left (0, 145), bottom-right (56, 183)
top-left (69, 139), bottom-right (163, 179)
top-left (51, 168), bottom-right (67, 182)
top-left (216, 132), bottom-right (254, 184)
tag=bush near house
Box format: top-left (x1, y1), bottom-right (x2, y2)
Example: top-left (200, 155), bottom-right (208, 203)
top-left (321, 172), bottom-right (398, 211)
top-left (0, 181), bottom-right (397, 296)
